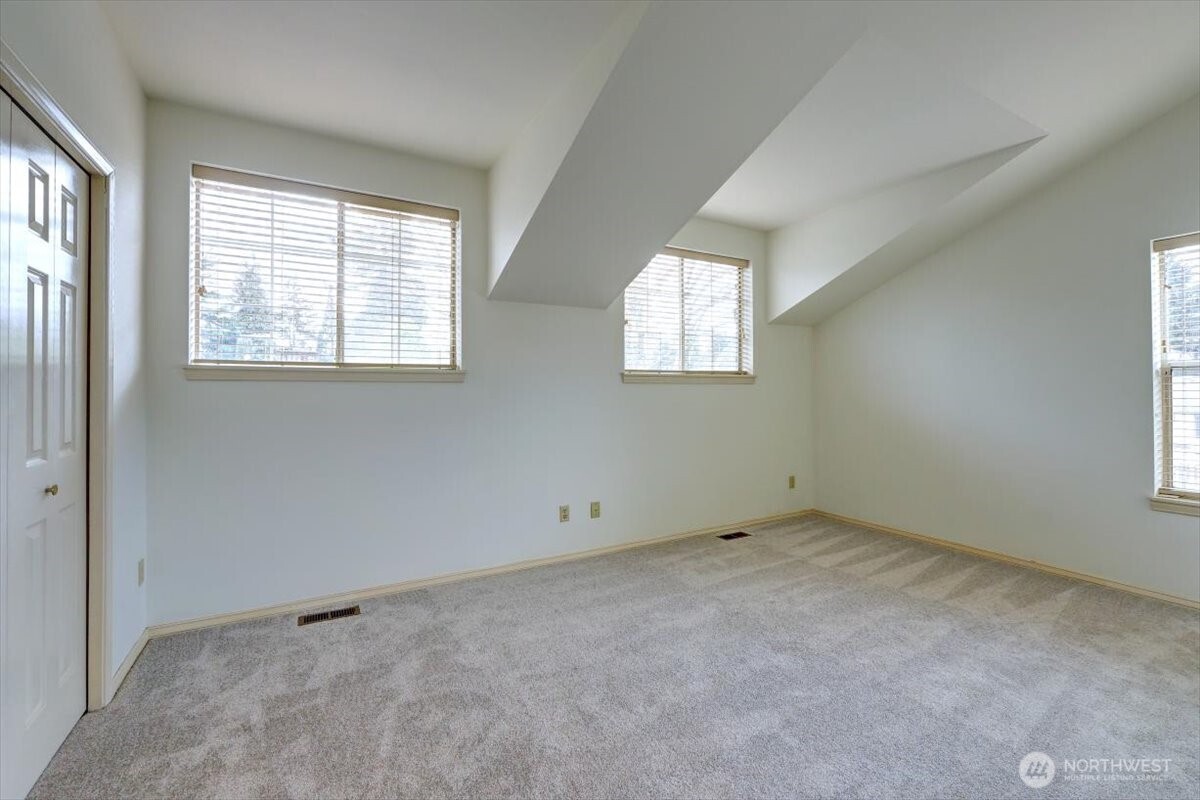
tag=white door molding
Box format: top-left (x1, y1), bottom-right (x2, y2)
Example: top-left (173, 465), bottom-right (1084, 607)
top-left (1, 40), bottom-right (119, 711)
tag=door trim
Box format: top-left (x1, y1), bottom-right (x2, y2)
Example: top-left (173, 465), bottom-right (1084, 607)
top-left (1, 42), bottom-right (117, 710)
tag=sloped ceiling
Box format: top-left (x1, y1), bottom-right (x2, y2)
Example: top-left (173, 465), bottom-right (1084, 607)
top-left (702, 33), bottom-right (1046, 231)
top-left (488, 1), bottom-right (863, 308)
top-left (487, 8), bottom-right (1049, 314)
top-left (485, 1), bottom-right (1197, 319)
top-left (100, 0), bottom-right (1200, 322)
top-left (100, 0), bottom-right (631, 166)
top-left (746, 34), bottom-right (1047, 323)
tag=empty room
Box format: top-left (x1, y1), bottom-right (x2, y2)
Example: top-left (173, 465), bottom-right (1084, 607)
top-left (1, 0), bottom-right (1198, 798)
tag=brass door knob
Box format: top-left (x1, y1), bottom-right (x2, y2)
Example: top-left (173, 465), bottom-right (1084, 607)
top-left (44, 484), bottom-right (59, 496)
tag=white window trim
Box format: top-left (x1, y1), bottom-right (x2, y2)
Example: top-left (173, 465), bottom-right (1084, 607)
top-left (621, 371), bottom-right (754, 384)
top-left (183, 365), bottom-right (465, 382)
top-left (621, 245), bottom-right (755, 383)
top-left (187, 164), bottom-right (462, 376)
top-left (1149, 494), bottom-right (1199, 516)
top-left (1150, 231), bottom-right (1200, 515)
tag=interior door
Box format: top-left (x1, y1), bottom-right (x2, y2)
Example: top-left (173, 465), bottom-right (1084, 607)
top-left (0, 91), bottom-right (89, 800)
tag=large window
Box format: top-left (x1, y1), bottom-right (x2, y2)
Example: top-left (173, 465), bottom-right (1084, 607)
top-left (189, 166), bottom-right (460, 372)
top-left (623, 246), bottom-right (752, 381)
top-left (1152, 232), bottom-right (1199, 510)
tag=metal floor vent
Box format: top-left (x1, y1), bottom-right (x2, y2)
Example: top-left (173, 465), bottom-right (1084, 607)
top-left (297, 605), bottom-right (361, 626)
top-left (717, 531), bottom-right (751, 541)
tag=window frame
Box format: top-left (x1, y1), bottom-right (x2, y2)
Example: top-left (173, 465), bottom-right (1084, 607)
top-left (185, 164), bottom-right (464, 382)
top-left (621, 245), bottom-right (754, 384)
top-left (1150, 231), bottom-right (1199, 515)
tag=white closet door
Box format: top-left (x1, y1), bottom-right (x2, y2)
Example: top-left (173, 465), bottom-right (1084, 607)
top-left (0, 93), bottom-right (89, 800)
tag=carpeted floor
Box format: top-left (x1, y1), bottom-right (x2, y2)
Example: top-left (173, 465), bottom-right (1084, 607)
top-left (30, 516), bottom-right (1200, 799)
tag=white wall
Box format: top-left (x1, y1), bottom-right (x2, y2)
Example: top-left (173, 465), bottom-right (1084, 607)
top-left (814, 95), bottom-right (1200, 602)
top-left (145, 101), bottom-right (814, 625)
top-left (0, 0), bottom-right (148, 679)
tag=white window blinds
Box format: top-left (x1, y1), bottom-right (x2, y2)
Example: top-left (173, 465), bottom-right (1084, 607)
top-left (190, 165), bottom-right (460, 370)
top-left (623, 246), bottom-right (752, 375)
top-left (1154, 232), bottom-right (1200, 499)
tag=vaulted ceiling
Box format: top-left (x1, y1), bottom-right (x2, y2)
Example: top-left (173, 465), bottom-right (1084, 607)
top-left (101, 0), bottom-right (630, 166)
top-left (102, 0), bottom-right (1200, 323)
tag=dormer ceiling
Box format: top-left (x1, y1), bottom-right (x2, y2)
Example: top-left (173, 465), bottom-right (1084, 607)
top-left (101, 0), bottom-right (1200, 322)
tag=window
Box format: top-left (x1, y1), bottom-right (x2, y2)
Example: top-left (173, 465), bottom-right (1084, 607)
top-left (1152, 232), bottom-right (1200, 512)
top-left (189, 165), bottom-right (460, 373)
top-left (623, 246), bottom-right (752, 381)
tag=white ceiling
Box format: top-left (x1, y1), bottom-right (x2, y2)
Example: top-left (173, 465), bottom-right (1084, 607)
top-left (99, 0), bottom-right (1200, 319)
top-left (705, 0), bottom-right (1200, 230)
top-left (489, 1), bottom-right (864, 308)
top-left (103, 0), bottom-right (1200, 223)
top-left (702, 32), bottom-right (1046, 230)
top-left (100, 0), bottom-right (631, 167)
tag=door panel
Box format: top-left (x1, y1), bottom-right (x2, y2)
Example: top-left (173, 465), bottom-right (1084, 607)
top-left (20, 519), bottom-right (47, 725)
top-left (26, 269), bottom-right (49, 462)
top-left (1, 94), bottom-right (89, 800)
top-left (59, 283), bottom-right (76, 453)
top-left (56, 499), bottom-right (83, 687)
top-left (26, 162), bottom-right (49, 241)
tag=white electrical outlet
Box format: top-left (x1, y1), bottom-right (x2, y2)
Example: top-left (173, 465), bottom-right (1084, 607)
top-left (559, 505), bottom-right (570, 523)
top-left (590, 501), bottom-right (600, 519)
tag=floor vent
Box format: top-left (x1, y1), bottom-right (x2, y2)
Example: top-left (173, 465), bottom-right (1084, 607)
top-left (717, 531), bottom-right (751, 541)
top-left (297, 605), bottom-right (361, 626)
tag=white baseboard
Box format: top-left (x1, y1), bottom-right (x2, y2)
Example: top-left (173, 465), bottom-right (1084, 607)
top-left (146, 508), bottom-right (817, 639)
top-left (108, 505), bottom-right (1195, 703)
top-left (100, 627), bottom-right (150, 707)
top-left (813, 510), bottom-right (1200, 610)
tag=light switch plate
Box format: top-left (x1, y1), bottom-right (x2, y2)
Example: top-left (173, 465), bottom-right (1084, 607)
top-left (590, 501), bottom-right (600, 519)
top-left (559, 505), bottom-right (570, 523)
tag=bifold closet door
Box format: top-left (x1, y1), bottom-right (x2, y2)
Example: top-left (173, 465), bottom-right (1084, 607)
top-left (0, 91), bottom-right (89, 800)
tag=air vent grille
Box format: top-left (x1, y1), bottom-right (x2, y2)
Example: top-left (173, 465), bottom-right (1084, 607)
top-left (717, 531), bottom-right (751, 541)
top-left (297, 605), bottom-right (361, 626)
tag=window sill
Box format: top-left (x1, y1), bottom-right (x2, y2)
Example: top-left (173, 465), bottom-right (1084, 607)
top-left (183, 365), bottom-right (465, 383)
top-left (621, 372), bottom-right (755, 385)
top-left (1149, 495), bottom-right (1200, 517)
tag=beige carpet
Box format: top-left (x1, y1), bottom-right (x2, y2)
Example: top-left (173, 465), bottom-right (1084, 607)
top-left (30, 516), bottom-right (1200, 799)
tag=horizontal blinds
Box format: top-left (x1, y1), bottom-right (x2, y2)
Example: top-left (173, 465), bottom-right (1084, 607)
top-left (190, 166), bottom-right (459, 369)
top-left (624, 249), bottom-right (752, 374)
top-left (191, 165), bottom-right (459, 221)
top-left (1156, 234), bottom-right (1199, 496)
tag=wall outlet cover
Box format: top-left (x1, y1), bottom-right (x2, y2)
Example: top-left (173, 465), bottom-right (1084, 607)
top-left (138, 558), bottom-right (145, 586)
top-left (590, 501), bottom-right (600, 519)
top-left (559, 505), bottom-right (570, 523)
